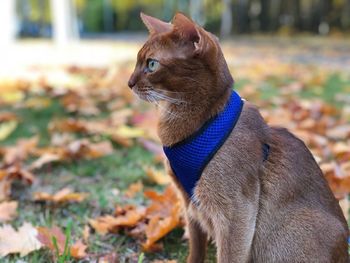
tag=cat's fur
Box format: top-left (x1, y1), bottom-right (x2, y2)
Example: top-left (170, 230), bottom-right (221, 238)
top-left (128, 13), bottom-right (349, 263)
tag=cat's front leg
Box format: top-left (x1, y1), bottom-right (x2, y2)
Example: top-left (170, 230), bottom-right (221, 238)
top-left (214, 214), bottom-right (255, 263)
top-left (187, 218), bottom-right (208, 263)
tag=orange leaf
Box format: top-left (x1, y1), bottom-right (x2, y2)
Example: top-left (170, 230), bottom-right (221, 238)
top-left (89, 215), bottom-right (120, 235)
top-left (36, 226), bottom-right (66, 254)
top-left (70, 240), bottom-right (87, 259)
top-left (33, 188), bottom-right (88, 203)
top-left (0, 201), bottom-right (18, 222)
top-left (124, 181), bottom-right (143, 198)
top-left (142, 186), bottom-right (182, 251)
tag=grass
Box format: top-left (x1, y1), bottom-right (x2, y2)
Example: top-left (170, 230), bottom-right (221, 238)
top-left (1, 69), bottom-right (350, 262)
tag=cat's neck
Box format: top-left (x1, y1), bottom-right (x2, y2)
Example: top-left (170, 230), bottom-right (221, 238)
top-left (158, 88), bottom-right (231, 147)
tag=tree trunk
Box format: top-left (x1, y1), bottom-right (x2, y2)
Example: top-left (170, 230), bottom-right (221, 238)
top-left (0, 0), bottom-right (16, 45)
top-left (341, 0), bottom-right (350, 29)
top-left (220, 0), bottom-right (232, 37)
top-left (51, 0), bottom-right (79, 45)
top-left (190, 0), bottom-right (205, 26)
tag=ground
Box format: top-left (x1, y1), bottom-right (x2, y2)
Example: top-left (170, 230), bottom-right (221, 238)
top-left (0, 36), bottom-right (349, 262)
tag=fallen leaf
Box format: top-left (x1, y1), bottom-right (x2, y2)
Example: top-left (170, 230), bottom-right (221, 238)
top-left (0, 121), bottom-right (18, 141)
top-left (326, 124), bottom-right (350, 140)
top-left (37, 225), bottom-right (87, 259)
top-left (29, 153), bottom-right (61, 170)
top-left (97, 252), bottom-right (119, 263)
top-left (70, 240), bottom-right (87, 259)
top-left (0, 201), bottom-right (18, 222)
top-left (124, 181), bottom-right (143, 198)
top-left (142, 186), bottom-right (182, 251)
top-left (89, 215), bottom-right (120, 235)
top-left (89, 206), bottom-right (146, 235)
top-left (114, 125), bottom-right (145, 139)
top-left (144, 167), bottom-right (171, 185)
top-left (0, 223), bottom-right (42, 257)
top-left (339, 196), bottom-right (349, 221)
top-left (34, 188), bottom-right (88, 203)
top-left (0, 112), bottom-right (17, 122)
top-left (24, 97), bottom-right (52, 109)
top-left (36, 226), bottom-right (66, 255)
top-left (0, 136), bottom-right (38, 165)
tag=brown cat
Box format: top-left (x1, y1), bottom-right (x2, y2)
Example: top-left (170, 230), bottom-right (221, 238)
top-left (128, 13), bottom-right (349, 263)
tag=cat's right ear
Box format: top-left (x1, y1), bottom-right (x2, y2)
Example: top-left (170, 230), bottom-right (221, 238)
top-left (140, 13), bottom-right (173, 35)
top-left (172, 13), bottom-right (210, 56)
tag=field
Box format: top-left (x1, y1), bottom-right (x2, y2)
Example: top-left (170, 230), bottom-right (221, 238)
top-left (0, 36), bottom-right (350, 262)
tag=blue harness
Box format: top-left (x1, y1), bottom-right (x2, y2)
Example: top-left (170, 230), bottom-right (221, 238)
top-left (164, 91), bottom-right (268, 199)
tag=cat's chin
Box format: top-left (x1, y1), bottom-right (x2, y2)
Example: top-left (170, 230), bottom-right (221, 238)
top-left (133, 91), bottom-right (150, 102)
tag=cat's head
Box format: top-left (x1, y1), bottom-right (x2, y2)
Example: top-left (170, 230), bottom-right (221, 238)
top-left (128, 13), bottom-right (233, 105)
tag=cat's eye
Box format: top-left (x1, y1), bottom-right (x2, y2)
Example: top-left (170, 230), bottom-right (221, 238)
top-left (146, 59), bottom-right (159, 72)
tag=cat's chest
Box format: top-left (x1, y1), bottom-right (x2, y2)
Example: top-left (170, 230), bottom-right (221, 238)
top-left (163, 91), bottom-right (244, 200)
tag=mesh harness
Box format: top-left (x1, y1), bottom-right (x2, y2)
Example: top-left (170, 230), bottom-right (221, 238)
top-left (163, 91), bottom-right (270, 199)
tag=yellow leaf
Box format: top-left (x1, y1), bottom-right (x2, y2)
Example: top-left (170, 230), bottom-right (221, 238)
top-left (114, 125), bottom-right (145, 139)
top-left (0, 91), bottom-right (24, 103)
top-left (33, 188), bottom-right (88, 203)
top-left (24, 97), bottom-right (52, 109)
top-left (0, 121), bottom-right (18, 141)
top-left (144, 167), bottom-right (171, 185)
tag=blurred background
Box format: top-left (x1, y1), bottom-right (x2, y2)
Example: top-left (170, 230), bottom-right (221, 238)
top-left (2, 0), bottom-right (350, 43)
top-left (0, 1), bottom-right (350, 262)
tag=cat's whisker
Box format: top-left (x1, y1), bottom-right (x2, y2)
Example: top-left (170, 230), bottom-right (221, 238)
top-left (147, 92), bottom-right (183, 120)
top-left (149, 89), bottom-right (186, 105)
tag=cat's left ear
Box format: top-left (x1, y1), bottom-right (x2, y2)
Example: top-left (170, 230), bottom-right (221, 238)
top-left (172, 13), bottom-right (207, 55)
top-left (140, 12), bottom-right (173, 35)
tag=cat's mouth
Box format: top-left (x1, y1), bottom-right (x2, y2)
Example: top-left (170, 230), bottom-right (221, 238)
top-left (132, 86), bottom-right (156, 102)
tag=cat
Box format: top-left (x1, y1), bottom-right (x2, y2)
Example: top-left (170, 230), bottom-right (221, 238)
top-left (128, 12), bottom-right (349, 263)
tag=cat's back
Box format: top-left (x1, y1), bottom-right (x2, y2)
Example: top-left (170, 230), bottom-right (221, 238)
top-left (198, 101), bottom-right (349, 261)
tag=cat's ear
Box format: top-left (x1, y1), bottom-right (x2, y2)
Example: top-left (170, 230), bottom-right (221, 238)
top-left (172, 13), bottom-right (200, 43)
top-left (140, 12), bottom-right (173, 35)
top-left (172, 13), bottom-right (208, 55)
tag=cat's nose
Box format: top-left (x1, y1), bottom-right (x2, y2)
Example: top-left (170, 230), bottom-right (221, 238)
top-left (128, 79), bottom-right (135, 89)
top-left (128, 75), bottom-right (136, 89)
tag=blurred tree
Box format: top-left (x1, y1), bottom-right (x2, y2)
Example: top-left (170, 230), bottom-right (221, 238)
top-left (51, 0), bottom-right (79, 44)
top-left (190, 0), bottom-right (205, 26)
top-left (0, 0), bottom-right (16, 45)
top-left (220, 0), bottom-right (232, 37)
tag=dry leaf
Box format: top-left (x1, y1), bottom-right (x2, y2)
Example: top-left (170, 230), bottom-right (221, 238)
top-left (144, 167), bottom-right (171, 185)
top-left (124, 181), bottom-right (143, 198)
top-left (70, 240), bottom-right (87, 259)
top-left (29, 153), bottom-right (61, 170)
top-left (98, 252), bottom-right (119, 263)
top-left (1, 136), bottom-right (38, 165)
top-left (0, 201), bottom-right (18, 222)
top-left (37, 226), bottom-right (66, 254)
top-left (142, 186), bottom-right (182, 251)
top-left (326, 124), bottom-right (350, 140)
top-left (0, 223), bottom-right (42, 257)
top-left (34, 188), bottom-right (88, 203)
top-left (37, 226), bottom-right (87, 259)
top-left (24, 97), bottom-right (52, 109)
top-left (0, 121), bottom-right (18, 141)
top-left (89, 215), bottom-right (120, 235)
top-left (89, 206), bottom-right (146, 235)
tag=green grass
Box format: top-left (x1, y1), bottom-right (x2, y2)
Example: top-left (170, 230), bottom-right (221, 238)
top-left (0, 94), bottom-right (211, 262)
top-left (1, 70), bottom-right (350, 262)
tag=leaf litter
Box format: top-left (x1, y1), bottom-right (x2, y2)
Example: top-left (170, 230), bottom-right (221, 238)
top-left (0, 40), bottom-right (349, 261)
